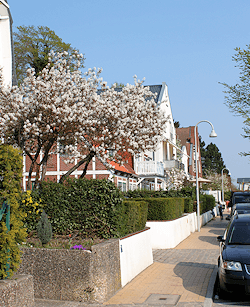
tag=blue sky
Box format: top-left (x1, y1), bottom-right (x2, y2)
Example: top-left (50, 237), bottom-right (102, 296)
top-left (9, 0), bottom-right (250, 185)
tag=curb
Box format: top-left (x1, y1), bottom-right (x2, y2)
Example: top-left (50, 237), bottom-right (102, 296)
top-left (204, 266), bottom-right (218, 307)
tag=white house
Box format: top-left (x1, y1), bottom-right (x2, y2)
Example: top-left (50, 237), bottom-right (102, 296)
top-left (0, 0), bottom-right (16, 87)
top-left (134, 82), bottom-right (187, 190)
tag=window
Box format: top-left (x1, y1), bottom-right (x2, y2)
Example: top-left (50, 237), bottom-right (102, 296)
top-left (118, 181), bottom-right (127, 192)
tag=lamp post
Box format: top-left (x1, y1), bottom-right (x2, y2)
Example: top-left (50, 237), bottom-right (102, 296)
top-left (195, 120), bottom-right (217, 232)
top-left (221, 168), bottom-right (231, 205)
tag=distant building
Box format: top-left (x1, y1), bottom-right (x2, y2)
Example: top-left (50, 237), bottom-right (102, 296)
top-left (237, 178), bottom-right (250, 191)
top-left (0, 0), bottom-right (17, 86)
top-left (176, 126), bottom-right (202, 180)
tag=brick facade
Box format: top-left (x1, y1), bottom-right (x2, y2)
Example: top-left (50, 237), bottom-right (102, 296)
top-left (23, 152), bottom-right (137, 192)
top-left (176, 126), bottom-right (202, 178)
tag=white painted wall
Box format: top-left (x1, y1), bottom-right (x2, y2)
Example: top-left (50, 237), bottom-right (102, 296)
top-left (0, 1), bottom-right (12, 87)
top-left (199, 206), bottom-right (218, 227)
top-left (118, 207), bottom-right (217, 288)
top-left (146, 212), bottom-right (197, 249)
top-left (119, 228), bottom-right (153, 287)
top-left (146, 208), bottom-right (217, 250)
top-left (203, 190), bottom-right (221, 203)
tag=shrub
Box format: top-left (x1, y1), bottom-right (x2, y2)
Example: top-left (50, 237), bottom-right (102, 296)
top-left (37, 210), bottom-right (53, 246)
top-left (36, 178), bottom-right (124, 239)
top-left (20, 190), bottom-right (43, 233)
top-left (184, 197), bottom-right (193, 213)
top-left (200, 194), bottom-right (215, 214)
top-left (0, 144), bottom-right (27, 279)
top-left (117, 200), bottom-right (148, 237)
top-left (124, 186), bottom-right (197, 200)
top-left (145, 198), bottom-right (184, 220)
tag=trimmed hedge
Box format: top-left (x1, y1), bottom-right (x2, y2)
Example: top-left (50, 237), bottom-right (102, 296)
top-left (124, 186), bottom-right (197, 199)
top-left (184, 197), bottom-right (193, 213)
top-left (117, 200), bottom-right (148, 237)
top-left (199, 194), bottom-right (215, 214)
top-left (22, 179), bottom-right (148, 239)
top-left (33, 179), bottom-right (124, 239)
top-left (135, 197), bottom-right (185, 221)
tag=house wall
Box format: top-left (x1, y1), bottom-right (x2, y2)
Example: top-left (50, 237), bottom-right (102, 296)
top-left (22, 153), bottom-right (112, 190)
top-left (23, 151), bottom-right (137, 192)
top-left (176, 126), bottom-right (202, 178)
top-left (0, 1), bottom-right (12, 87)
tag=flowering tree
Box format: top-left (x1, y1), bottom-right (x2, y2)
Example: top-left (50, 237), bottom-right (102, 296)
top-left (0, 51), bottom-right (167, 188)
top-left (165, 168), bottom-right (187, 190)
top-left (202, 170), bottom-right (231, 192)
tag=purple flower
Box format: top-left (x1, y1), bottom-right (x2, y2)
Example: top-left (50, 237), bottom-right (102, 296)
top-left (70, 245), bottom-right (86, 250)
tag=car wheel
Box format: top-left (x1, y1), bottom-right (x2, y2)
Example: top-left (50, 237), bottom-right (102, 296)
top-left (218, 279), bottom-right (227, 299)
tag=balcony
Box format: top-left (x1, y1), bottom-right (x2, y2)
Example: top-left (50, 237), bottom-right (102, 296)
top-left (164, 160), bottom-right (184, 170)
top-left (135, 161), bottom-right (164, 176)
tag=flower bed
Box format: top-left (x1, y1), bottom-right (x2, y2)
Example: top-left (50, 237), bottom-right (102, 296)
top-left (22, 233), bottom-right (104, 250)
top-left (17, 239), bottom-right (121, 303)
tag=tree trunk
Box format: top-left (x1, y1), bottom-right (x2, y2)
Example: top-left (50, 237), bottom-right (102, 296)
top-left (80, 152), bottom-right (95, 178)
top-left (59, 151), bottom-right (95, 183)
top-left (26, 145), bottom-right (41, 190)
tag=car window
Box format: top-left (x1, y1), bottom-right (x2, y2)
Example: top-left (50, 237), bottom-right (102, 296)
top-left (236, 203), bottom-right (250, 209)
top-left (234, 196), bottom-right (250, 204)
top-left (224, 219), bottom-right (232, 238)
top-left (228, 223), bottom-right (250, 244)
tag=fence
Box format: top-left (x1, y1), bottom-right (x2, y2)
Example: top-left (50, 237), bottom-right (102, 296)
top-left (0, 200), bottom-right (10, 278)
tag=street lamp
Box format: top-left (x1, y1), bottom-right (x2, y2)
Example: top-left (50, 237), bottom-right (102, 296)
top-left (195, 120), bottom-right (217, 232)
top-left (221, 168), bottom-right (231, 205)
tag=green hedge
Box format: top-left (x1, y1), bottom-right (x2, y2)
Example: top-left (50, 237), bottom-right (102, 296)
top-left (22, 179), bottom-right (148, 239)
top-left (34, 179), bottom-right (124, 239)
top-left (137, 197), bottom-right (185, 220)
top-left (199, 194), bottom-right (215, 214)
top-left (124, 186), bottom-right (197, 199)
top-left (184, 197), bottom-right (194, 213)
top-left (117, 200), bottom-right (148, 237)
top-left (0, 144), bottom-right (27, 279)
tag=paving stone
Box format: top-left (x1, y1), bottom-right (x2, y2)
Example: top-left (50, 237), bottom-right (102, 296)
top-left (34, 217), bottom-right (229, 307)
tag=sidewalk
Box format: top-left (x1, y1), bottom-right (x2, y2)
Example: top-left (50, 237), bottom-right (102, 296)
top-left (35, 216), bottom-right (228, 307)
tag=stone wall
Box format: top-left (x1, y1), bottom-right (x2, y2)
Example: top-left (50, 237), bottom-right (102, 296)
top-left (17, 239), bottom-right (121, 303)
top-left (0, 274), bottom-right (34, 307)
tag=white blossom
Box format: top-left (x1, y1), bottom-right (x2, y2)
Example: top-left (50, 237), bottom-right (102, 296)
top-left (0, 51), bottom-right (167, 186)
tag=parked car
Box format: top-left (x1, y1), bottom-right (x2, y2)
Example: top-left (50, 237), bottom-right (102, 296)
top-left (226, 192), bottom-right (250, 220)
top-left (232, 203), bottom-right (250, 216)
top-left (217, 214), bottom-right (250, 296)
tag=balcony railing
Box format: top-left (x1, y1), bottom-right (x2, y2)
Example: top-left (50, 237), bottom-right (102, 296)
top-left (135, 161), bottom-right (164, 176)
top-left (164, 160), bottom-right (184, 170)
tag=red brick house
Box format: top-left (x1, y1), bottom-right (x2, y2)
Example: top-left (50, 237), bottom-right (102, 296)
top-left (176, 126), bottom-right (202, 179)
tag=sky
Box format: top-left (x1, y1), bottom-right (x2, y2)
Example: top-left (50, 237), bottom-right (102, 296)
top-left (8, 0), bottom-right (250, 186)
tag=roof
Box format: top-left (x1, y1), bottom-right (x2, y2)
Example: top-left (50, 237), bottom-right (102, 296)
top-left (237, 178), bottom-right (250, 183)
top-left (97, 84), bottom-right (163, 104)
top-left (109, 161), bottom-right (137, 176)
top-left (147, 85), bottom-right (162, 103)
top-left (0, 1), bottom-right (9, 8)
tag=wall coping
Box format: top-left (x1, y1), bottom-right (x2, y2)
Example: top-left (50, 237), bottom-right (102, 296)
top-left (119, 227), bottom-right (151, 240)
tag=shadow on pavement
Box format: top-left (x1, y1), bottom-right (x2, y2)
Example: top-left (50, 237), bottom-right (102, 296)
top-left (173, 261), bottom-right (215, 297)
top-left (208, 229), bottom-right (226, 236)
top-left (197, 235), bottom-right (219, 246)
top-left (206, 220), bottom-right (229, 229)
